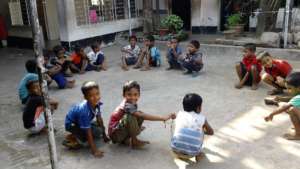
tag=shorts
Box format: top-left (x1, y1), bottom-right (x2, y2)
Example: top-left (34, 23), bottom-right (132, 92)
top-left (66, 121), bottom-right (103, 142)
top-left (52, 72), bottom-right (67, 89)
top-left (126, 57), bottom-right (137, 65)
top-left (21, 96), bottom-right (29, 104)
top-left (149, 57), bottom-right (159, 67)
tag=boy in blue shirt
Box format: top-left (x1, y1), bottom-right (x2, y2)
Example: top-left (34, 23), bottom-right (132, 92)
top-left (18, 59), bottom-right (39, 104)
top-left (166, 37), bottom-right (183, 70)
top-left (133, 35), bottom-right (161, 71)
top-left (265, 72), bottom-right (300, 140)
top-left (63, 81), bottom-right (110, 157)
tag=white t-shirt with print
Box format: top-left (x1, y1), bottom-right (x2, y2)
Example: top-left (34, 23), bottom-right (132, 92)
top-left (122, 45), bottom-right (140, 59)
top-left (87, 51), bottom-right (104, 63)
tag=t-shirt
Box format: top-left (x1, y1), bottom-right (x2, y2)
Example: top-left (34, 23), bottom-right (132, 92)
top-left (108, 100), bottom-right (138, 136)
top-left (171, 110), bottom-right (206, 156)
top-left (23, 95), bottom-right (44, 129)
top-left (289, 95), bottom-right (300, 109)
top-left (167, 46), bottom-right (183, 59)
top-left (71, 53), bottom-right (82, 65)
top-left (265, 59), bottom-right (292, 78)
top-left (87, 50), bottom-right (104, 63)
top-left (123, 45), bottom-right (140, 59)
top-left (65, 100), bottom-right (102, 130)
top-left (184, 51), bottom-right (203, 66)
top-left (18, 73), bottom-right (39, 101)
top-left (242, 54), bottom-right (262, 72)
top-left (150, 46), bottom-right (161, 65)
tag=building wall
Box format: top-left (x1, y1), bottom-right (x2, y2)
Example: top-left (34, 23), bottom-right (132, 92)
top-left (45, 0), bottom-right (60, 40)
top-left (0, 0), bottom-right (11, 29)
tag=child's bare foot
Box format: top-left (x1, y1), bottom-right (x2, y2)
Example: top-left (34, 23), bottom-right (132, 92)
top-left (133, 65), bottom-right (141, 69)
top-left (138, 126), bottom-right (146, 134)
top-left (283, 133), bottom-right (300, 140)
top-left (140, 67), bottom-right (150, 71)
top-left (131, 139), bottom-right (150, 149)
top-left (62, 134), bottom-right (81, 149)
top-left (122, 65), bottom-right (129, 71)
top-left (235, 83), bottom-right (243, 89)
top-left (196, 152), bottom-right (205, 162)
top-left (93, 150), bottom-right (104, 158)
top-left (251, 84), bottom-right (258, 90)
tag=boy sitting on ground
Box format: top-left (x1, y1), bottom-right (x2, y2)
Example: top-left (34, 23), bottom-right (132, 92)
top-left (18, 59), bottom-right (39, 104)
top-left (166, 37), bottom-right (183, 70)
top-left (71, 45), bottom-right (90, 74)
top-left (235, 43), bottom-right (262, 90)
top-left (44, 50), bottom-right (75, 89)
top-left (108, 81), bottom-right (175, 148)
top-left (52, 45), bottom-right (79, 75)
top-left (171, 93), bottom-right (214, 162)
top-left (121, 35), bottom-right (140, 71)
top-left (23, 80), bottom-right (58, 134)
top-left (63, 81), bottom-right (110, 157)
top-left (265, 72), bottom-right (300, 140)
top-left (257, 51), bottom-right (292, 95)
top-left (181, 40), bottom-right (203, 76)
top-left (133, 35), bottom-right (161, 71)
top-left (87, 42), bottom-right (107, 71)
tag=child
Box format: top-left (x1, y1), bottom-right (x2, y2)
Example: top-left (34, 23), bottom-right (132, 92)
top-left (23, 80), bottom-right (58, 134)
top-left (63, 81), bottom-right (110, 157)
top-left (108, 81), bottom-right (175, 148)
top-left (133, 35), bottom-right (161, 71)
top-left (181, 40), bottom-right (203, 75)
top-left (235, 43), bottom-right (262, 90)
top-left (18, 59), bottom-right (39, 104)
top-left (70, 45), bottom-right (90, 74)
top-left (52, 45), bottom-right (79, 75)
top-left (44, 50), bottom-right (75, 89)
top-left (121, 35), bottom-right (140, 71)
top-left (166, 37), bottom-right (183, 70)
top-left (258, 51), bottom-right (292, 95)
top-left (265, 72), bottom-right (300, 140)
top-left (171, 93), bottom-right (214, 162)
top-left (87, 42), bottom-right (107, 71)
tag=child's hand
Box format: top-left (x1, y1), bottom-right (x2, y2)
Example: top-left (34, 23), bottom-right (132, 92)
top-left (93, 149), bottom-right (104, 158)
top-left (264, 115), bottom-right (273, 122)
top-left (164, 113), bottom-right (176, 121)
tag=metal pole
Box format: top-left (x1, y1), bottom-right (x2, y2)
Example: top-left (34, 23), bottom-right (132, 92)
top-left (128, 0), bottom-right (132, 35)
top-left (284, 0), bottom-right (291, 48)
top-left (26, 0), bottom-right (59, 169)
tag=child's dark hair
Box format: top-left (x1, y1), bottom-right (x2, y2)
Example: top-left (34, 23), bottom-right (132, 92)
top-left (74, 44), bottom-right (83, 53)
top-left (286, 72), bottom-right (300, 88)
top-left (26, 80), bottom-right (39, 90)
top-left (123, 81), bottom-right (140, 96)
top-left (183, 93), bottom-right (202, 113)
top-left (190, 40), bottom-right (200, 49)
top-left (91, 41), bottom-right (101, 51)
top-left (257, 51), bottom-right (271, 61)
top-left (81, 81), bottom-right (99, 96)
top-left (244, 43), bottom-right (256, 52)
top-left (129, 35), bottom-right (137, 42)
top-left (25, 59), bottom-right (37, 73)
top-left (145, 35), bottom-right (155, 42)
top-left (52, 45), bottom-right (65, 56)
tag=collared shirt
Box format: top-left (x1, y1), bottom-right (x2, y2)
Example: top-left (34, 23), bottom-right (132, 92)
top-left (65, 100), bottom-right (103, 130)
top-left (167, 46), bottom-right (183, 59)
top-left (265, 59), bottom-right (292, 78)
top-left (108, 100), bottom-right (138, 136)
top-left (150, 46), bottom-right (161, 65)
top-left (123, 45), bottom-right (140, 59)
top-left (87, 50), bottom-right (104, 63)
top-left (18, 73), bottom-right (39, 101)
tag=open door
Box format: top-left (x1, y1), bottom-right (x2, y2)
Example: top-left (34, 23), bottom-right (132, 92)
top-left (172, 0), bottom-right (191, 31)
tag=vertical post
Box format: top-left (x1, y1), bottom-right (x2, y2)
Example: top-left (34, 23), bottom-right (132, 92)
top-left (26, 0), bottom-right (58, 169)
top-left (128, 0), bottom-right (132, 35)
top-left (284, 0), bottom-right (291, 48)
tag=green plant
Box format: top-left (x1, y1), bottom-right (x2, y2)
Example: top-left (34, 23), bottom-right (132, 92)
top-left (227, 13), bottom-right (242, 27)
top-left (161, 15), bottom-right (184, 33)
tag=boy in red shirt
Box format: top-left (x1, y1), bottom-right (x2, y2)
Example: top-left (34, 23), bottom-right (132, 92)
top-left (71, 45), bottom-right (89, 74)
top-left (235, 43), bottom-right (262, 90)
top-left (258, 51), bottom-right (293, 95)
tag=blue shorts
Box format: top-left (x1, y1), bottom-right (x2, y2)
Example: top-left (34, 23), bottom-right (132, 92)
top-left (126, 57), bottom-right (137, 65)
top-left (52, 73), bottom-right (67, 89)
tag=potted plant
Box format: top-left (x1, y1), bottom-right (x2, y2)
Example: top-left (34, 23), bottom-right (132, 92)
top-left (227, 13), bottom-right (244, 34)
top-left (160, 15), bottom-right (184, 34)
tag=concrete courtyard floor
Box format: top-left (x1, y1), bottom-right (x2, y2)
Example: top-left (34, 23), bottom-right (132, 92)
top-left (1, 44), bottom-right (300, 169)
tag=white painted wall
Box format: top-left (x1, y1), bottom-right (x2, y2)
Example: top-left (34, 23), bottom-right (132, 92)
top-left (56, 0), bottom-right (143, 42)
top-left (153, 0), bottom-right (168, 10)
top-left (45, 0), bottom-right (60, 40)
top-left (191, 0), bottom-right (220, 28)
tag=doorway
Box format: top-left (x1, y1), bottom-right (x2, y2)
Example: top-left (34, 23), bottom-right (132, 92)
top-left (172, 0), bottom-right (191, 30)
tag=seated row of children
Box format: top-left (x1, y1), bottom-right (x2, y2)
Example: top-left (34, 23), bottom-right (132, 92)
top-left (234, 43), bottom-right (300, 140)
top-left (121, 35), bottom-right (204, 75)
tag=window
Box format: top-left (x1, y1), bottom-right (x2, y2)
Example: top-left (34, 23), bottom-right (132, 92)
top-left (9, 0), bottom-right (30, 26)
top-left (74, 0), bottom-right (140, 26)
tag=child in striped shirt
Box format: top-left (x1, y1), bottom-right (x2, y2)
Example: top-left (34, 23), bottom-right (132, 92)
top-left (171, 93), bottom-right (214, 162)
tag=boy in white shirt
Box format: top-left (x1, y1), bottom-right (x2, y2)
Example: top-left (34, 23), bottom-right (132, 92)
top-left (121, 35), bottom-right (140, 71)
top-left (87, 42), bottom-right (107, 71)
top-left (171, 93), bottom-right (214, 162)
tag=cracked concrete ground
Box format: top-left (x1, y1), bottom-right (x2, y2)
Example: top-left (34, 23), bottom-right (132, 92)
top-left (1, 43), bottom-right (300, 169)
